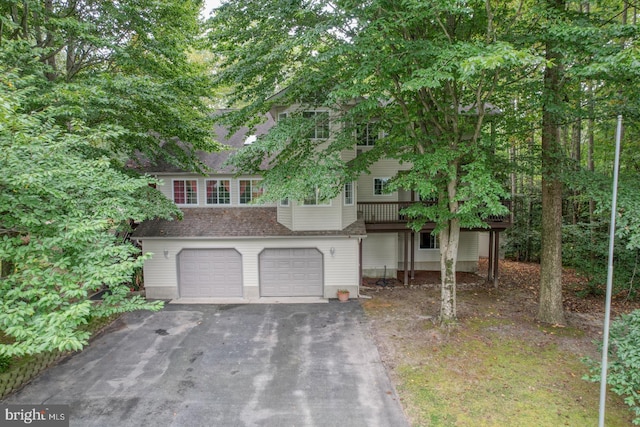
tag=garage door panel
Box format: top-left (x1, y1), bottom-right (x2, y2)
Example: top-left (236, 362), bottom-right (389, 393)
top-left (178, 249), bottom-right (242, 298)
top-left (259, 248), bottom-right (323, 297)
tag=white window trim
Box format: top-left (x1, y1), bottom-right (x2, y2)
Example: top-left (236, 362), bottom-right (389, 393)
top-left (356, 122), bottom-right (378, 146)
top-left (204, 179), bottom-right (231, 206)
top-left (172, 179), bottom-right (199, 206)
top-left (344, 181), bottom-right (354, 206)
top-left (373, 177), bottom-right (391, 196)
top-left (419, 232), bottom-right (439, 250)
top-left (303, 110), bottom-right (330, 140)
top-left (279, 198), bottom-right (289, 207)
top-left (301, 187), bottom-right (332, 207)
top-left (238, 178), bottom-right (263, 205)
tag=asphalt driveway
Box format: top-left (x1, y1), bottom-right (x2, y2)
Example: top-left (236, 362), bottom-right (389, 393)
top-left (3, 302), bottom-right (408, 427)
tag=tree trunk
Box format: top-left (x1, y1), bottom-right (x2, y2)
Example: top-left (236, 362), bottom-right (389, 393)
top-left (538, 0), bottom-right (566, 326)
top-left (439, 218), bottom-right (460, 324)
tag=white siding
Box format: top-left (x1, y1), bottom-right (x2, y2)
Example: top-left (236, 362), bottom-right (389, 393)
top-left (140, 237), bottom-right (360, 300)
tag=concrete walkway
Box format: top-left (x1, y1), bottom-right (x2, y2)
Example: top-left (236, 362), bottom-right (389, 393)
top-left (3, 302), bottom-right (408, 427)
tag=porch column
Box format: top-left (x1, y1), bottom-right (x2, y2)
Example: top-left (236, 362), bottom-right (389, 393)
top-left (410, 231), bottom-right (415, 280)
top-left (359, 238), bottom-right (363, 291)
top-left (493, 231), bottom-right (500, 287)
top-left (403, 231), bottom-right (409, 286)
top-left (488, 231), bottom-right (495, 281)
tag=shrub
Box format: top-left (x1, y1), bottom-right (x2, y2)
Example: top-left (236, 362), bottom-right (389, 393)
top-left (0, 354), bottom-right (11, 373)
top-left (584, 309), bottom-right (640, 424)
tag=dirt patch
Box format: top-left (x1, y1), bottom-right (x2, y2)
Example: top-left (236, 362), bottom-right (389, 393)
top-left (361, 258), bottom-right (640, 426)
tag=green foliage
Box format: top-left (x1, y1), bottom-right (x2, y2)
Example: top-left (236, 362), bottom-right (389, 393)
top-left (208, 0), bottom-right (516, 227)
top-left (585, 310), bottom-right (640, 424)
top-left (0, 0), bottom-right (219, 357)
top-left (0, 0), bottom-right (219, 172)
top-left (0, 73), bottom-right (178, 357)
top-left (504, 191), bottom-right (542, 262)
top-left (0, 354), bottom-right (11, 373)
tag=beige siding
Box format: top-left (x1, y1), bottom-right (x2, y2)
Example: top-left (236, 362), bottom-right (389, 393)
top-left (154, 174), bottom-right (275, 207)
top-left (362, 233), bottom-right (398, 277)
top-left (290, 201), bottom-right (342, 231)
top-left (341, 204), bottom-right (357, 229)
top-left (357, 158), bottom-right (411, 202)
top-left (277, 203), bottom-right (293, 229)
top-left (397, 231), bottom-right (479, 272)
top-left (140, 237), bottom-right (360, 299)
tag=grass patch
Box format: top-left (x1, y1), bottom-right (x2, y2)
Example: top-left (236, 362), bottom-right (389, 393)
top-left (396, 326), bottom-right (632, 426)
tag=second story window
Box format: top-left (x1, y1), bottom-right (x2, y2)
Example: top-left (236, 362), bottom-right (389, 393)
top-left (303, 111), bottom-right (329, 139)
top-left (239, 179), bottom-right (263, 204)
top-left (173, 179), bottom-right (198, 205)
top-left (373, 177), bottom-right (391, 195)
top-left (356, 122), bottom-right (378, 146)
top-left (344, 182), bottom-right (354, 205)
top-left (206, 180), bottom-right (231, 205)
top-left (303, 187), bottom-right (331, 206)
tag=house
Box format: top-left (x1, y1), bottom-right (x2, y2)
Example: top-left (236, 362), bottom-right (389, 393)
top-left (131, 106), bottom-right (510, 301)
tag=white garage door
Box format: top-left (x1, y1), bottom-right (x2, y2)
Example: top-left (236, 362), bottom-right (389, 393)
top-left (259, 248), bottom-right (323, 297)
top-left (178, 249), bottom-right (242, 298)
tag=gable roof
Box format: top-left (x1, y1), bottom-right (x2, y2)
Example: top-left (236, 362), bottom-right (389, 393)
top-left (131, 207), bottom-right (366, 239)
top-left (130, 110), bottom-right (276, 174)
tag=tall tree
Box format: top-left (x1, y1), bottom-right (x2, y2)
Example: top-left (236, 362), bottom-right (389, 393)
top-left (538, 0), bottom-right (567, 325)
top-left (0, 0), bottom-right (219, 356)
top-left (1, 0), bottom-right (219, 169)
top-left (208, 0), bottom-right (537, 323)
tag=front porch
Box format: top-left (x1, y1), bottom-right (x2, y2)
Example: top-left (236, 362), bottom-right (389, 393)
top-left (357, 201), bottom-right (511, 286)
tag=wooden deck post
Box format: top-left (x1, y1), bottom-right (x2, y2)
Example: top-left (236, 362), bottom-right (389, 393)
top-left (493, 231), bottom-right (500, 287)
top-left (488, 231), bottom-right (495, 281)
top-left (403, 231), bottom-right (409, 286)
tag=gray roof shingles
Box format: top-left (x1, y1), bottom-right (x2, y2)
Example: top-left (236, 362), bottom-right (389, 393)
top-left (132, 207), bottom-right (367, 239)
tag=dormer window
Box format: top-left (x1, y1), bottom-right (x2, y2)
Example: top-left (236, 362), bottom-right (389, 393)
top-left (303, 111), bottom-right (329, 139)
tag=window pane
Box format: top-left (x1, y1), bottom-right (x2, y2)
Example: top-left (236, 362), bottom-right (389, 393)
top-left (356, 123), bottom-right (377, 146)
top-left (207, 180), bottom-right (230, 204)
top-left (239, 180), bottom-right (251, 204)
top-left (185, 180), bottom-right (198, 204)
top-left (420, 233), bottom-right (439, 249)
top-left (374, 178), bottom-right (390, 195)
top-left (344, 182), bottom-right (353, 205)
top-left (303, 111), bottom-right (329, 139)
top-left (173, 181), bottom-right (185, 204)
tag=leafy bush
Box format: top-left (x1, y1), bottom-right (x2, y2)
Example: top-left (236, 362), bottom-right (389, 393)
top-left (504, 192), bottom-right (542, 262)
top-left (584, 309), bottom-right (640, 424)
top-left (563, 222), bottom-right (640, 299)
top-left (0, 354), bottom-right (11, 373)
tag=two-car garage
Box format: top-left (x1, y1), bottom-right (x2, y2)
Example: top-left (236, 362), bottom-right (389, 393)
top-left (177, 248), bottom-right (323, 298)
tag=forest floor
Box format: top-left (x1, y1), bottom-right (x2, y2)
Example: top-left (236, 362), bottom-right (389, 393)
top-left (361, 258), bottom-right (640, 426)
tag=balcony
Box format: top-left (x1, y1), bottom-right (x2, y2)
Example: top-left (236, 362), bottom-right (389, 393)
top-left (357, 201), bottom-right (511, 232)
